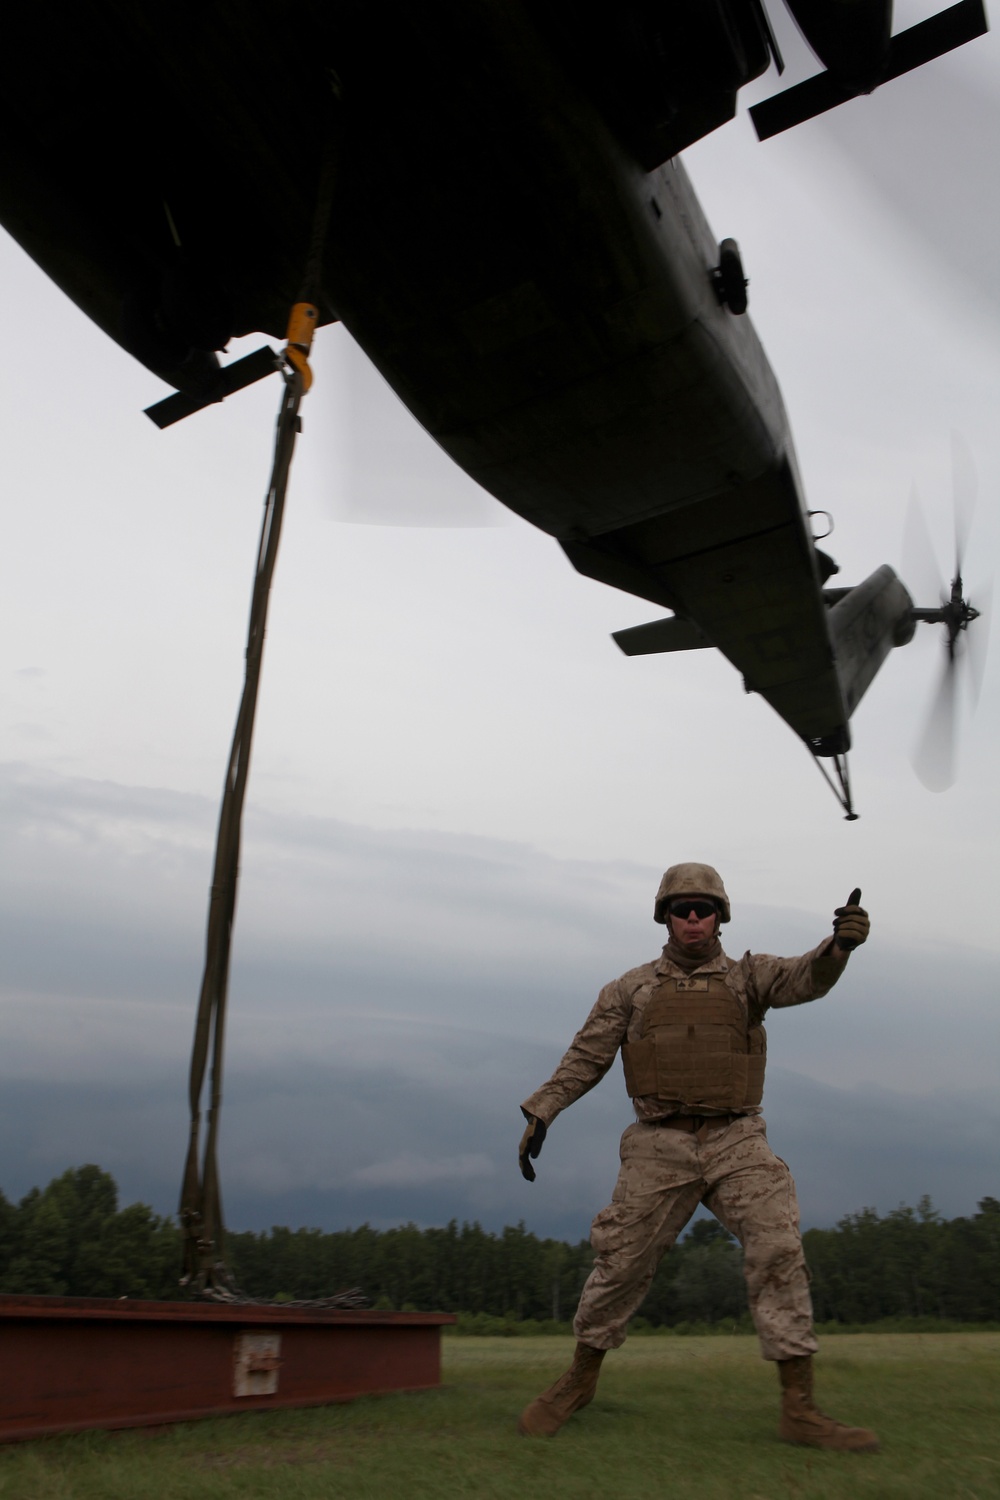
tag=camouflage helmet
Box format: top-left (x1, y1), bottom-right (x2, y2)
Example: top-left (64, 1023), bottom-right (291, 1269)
top-left (654, 863), bottom-right (731, 924)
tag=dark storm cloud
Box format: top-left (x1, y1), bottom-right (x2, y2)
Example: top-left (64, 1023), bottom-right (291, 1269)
top-left (0, 1043), bottom-right (994, 1242)
top-left (760, 1071), bottom-right (998, 1228)
top-left (1, 764), bottom-right (996, 1241)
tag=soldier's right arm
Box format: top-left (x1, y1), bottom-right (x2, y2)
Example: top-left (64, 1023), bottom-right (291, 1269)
top-left (519, 977), bottom-right (634, 1130)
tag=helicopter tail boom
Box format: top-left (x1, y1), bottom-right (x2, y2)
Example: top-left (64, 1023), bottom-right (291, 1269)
top-left (824, 564), bottom-right (915, 719)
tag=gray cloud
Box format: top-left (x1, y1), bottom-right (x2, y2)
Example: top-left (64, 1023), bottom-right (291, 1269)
top-left (351, 1153), bottom-right (497, 1188)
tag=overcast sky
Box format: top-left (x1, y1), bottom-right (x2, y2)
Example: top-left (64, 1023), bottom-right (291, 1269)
top-left (1, 2), bottom-right (997, 1247)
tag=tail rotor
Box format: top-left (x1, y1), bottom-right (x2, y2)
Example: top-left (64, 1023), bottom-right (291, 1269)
top-left (907, 435), bottom-right (991, 791)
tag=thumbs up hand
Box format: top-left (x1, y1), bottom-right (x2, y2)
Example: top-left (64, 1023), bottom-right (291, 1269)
top-left (833, 888), bottom-right (869, 951)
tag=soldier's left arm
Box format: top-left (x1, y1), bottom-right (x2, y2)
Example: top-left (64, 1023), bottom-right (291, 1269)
top-left (746, 892), bottom-right (869, 1013)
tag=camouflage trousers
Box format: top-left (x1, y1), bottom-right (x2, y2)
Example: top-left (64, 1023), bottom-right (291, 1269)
top-left (573, 1115), bottom-right (818, 1360)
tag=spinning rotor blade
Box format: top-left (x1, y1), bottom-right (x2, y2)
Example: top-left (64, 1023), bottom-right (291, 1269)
top-left (951, 430), bottom-right (978, 577)
top-left (752, 9), bottom-right (1000, 330)
top-left (903, 486), bottom-right (944, 607)
top-left (913, 649), bottom-right (959, 792)
top-left (966, 576), bottom-right (993, 707)
top-left (328, 331), bottom-right (505, 528)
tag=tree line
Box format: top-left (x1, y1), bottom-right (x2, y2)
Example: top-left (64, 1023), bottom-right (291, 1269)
top-left (0, 1168), bottom-right (996, 1327)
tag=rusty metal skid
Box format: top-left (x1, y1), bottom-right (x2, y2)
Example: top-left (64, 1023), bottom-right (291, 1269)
top-left (0, 1294), bottom-right (454, 1443)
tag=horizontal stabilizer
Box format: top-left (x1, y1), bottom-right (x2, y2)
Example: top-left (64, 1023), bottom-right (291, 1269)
top-left (750, 0), bottom-right (988, 140)
top-left (613, 616), bottom-right (713, 656)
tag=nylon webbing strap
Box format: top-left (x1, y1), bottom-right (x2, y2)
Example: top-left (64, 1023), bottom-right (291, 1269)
top-left (178, 111), bottom-right (339, 1292)
top-left (179, 367), bottom-right (305, 1289)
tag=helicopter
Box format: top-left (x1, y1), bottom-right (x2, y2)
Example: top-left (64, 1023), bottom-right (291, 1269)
top-left (0, 0), bottom-right (990, 817)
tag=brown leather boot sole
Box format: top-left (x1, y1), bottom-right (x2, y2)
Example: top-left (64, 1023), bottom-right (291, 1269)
top-left (517, 1347), bottom-right (603, 1437)
top-left (517, 1398), bottom-right (564, 1438)
top-left (779, 1415), bottom-right (880, 1452)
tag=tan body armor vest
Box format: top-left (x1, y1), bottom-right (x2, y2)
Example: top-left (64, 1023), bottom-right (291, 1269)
top-left (620, 973), bottom-right (766, 1111)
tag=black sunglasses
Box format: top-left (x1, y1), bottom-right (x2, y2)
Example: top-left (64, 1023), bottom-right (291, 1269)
top-left (669, 900), bottom-right (718, 920)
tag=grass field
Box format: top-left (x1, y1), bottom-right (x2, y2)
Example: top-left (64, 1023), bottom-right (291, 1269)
top-left (1, 1334), bottom-right (997, 1499)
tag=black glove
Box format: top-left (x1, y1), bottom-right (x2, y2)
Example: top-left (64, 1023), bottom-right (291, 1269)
top-left (833, 887), bottom-right (869, 951)
top-left (518, 1114), bottom-right (547, 1182)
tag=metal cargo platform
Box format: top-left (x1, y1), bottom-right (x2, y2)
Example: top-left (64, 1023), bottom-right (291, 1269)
top-left (0, 1294), bottom-right (454, 1443)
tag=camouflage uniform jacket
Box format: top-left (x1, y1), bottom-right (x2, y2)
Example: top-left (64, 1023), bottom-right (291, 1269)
top-left (521, 939), bottom-right (845, 1127)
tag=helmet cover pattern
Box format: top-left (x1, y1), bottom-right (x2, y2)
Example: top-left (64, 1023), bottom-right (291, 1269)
top-left (654, 863), bottom-right (731, 924)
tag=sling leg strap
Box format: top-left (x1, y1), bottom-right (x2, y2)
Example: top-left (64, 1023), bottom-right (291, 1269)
top-left (179, 363), bottom-right (306, 1290)
top-left (178, 115), bottom-right (341, 1294)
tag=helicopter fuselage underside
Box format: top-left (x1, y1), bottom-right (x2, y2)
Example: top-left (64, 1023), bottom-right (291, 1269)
top-left (0, 0), bottom-right (854, 746)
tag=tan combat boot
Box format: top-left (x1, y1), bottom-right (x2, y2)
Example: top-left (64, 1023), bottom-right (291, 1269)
top-left (777, 1355), bottom-right (879, 1452)
top-left (517, 1342), bottom-right (606, 1437)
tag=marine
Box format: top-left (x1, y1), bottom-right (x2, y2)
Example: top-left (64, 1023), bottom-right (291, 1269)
top-left (517, 862), bottom-right (878, 1452)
